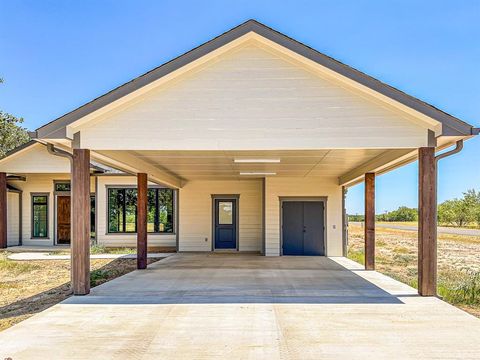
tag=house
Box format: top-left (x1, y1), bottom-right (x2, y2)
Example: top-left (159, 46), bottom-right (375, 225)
top-left (0, 20), bottom-right (477, 296)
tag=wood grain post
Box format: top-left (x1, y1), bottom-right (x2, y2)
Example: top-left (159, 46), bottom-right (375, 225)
top-left (137, 173), bottom-right (148, 269)
top-left (0, 173), bottom-right (7, 249)
top-left (418, 147), bottom-right (437, 296)
top-left (72, 149), bottom-right (91, 295)
top-left (364, 172), bottom-right (375, 270)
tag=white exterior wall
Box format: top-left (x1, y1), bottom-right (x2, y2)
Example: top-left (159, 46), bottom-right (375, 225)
top-left (8, 174), bottom-right (70, 246)
top-left (7, 192), bottom-right (20, 246)
top-left (78, 42), bottom-right (429, 151)
top-left (96, 176), bottom-right (176, 248)
top-left (0, 143), bottom-right (70, 173)
top-left (265, 177), bottom-right (343, 256)
top-left (178, 179), bottom-right (262, 252)
top-left (6, 174), bottom-right (343, 255)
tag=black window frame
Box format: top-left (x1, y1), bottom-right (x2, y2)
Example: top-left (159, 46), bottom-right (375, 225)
top-left (107, 186), bottom-right (174, 234)
top-left (31, 193), bottom-right (49, 239)
top-left (54, 181), bottom-right (71, 192)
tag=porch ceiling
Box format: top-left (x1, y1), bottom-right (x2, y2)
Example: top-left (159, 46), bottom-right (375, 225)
top-left (95, 148), bottom-right (400, 182)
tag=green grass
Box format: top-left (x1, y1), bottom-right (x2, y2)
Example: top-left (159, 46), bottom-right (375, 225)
top-left (48, 246), bottom-right (138, 256)
top-left (90, 245), bottom-right (136, 255)
top-left (90, 268), bottom-right (112, 286)
top-left (0, 252), bottom-right (40, 274)
top-left (347, 246), bottom-right (365, 265)
top-left (438, 268), bottom-right (480, 305)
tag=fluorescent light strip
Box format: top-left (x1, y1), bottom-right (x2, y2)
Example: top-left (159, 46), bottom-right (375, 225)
top-left (240, 172), bottom-right (277, 176)
top-left (234, 159), bottom-right (280, 163)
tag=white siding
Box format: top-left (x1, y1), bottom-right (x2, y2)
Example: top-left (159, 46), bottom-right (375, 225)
top-left (96, 176), bottom-right (176, 248)
top-left (10, 174), bottom-right (70, 246)
top-left (78, 42), bottom-right (429, 150)
top-left (179, 179), bottom-right (262, 252)
top-left (7, 192), bottom-right (20, 246)
top-left (0, 143), bottom-right (70, 173)
top-left (265, 177), bottom-right (343, 256)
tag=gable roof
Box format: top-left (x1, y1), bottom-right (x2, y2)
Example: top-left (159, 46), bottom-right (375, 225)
top-left (34, 19), bottom-right (477, 139)
top-left (0, 140), bottom-right (124, 174)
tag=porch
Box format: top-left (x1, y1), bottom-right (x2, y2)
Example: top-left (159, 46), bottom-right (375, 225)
top-left (1, 253), bottom-right (479, 359)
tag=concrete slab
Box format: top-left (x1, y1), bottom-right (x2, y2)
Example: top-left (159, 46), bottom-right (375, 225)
top-left (1, 253), bottom-right (479, 359)
top-left (8, 252), bottom-right (172, 261)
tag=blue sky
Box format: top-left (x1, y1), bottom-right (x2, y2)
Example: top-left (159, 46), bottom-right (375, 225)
top-left (0, 0), bottom-right (479, 213)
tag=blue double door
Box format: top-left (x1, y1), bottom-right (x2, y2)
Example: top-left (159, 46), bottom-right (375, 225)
top-left (214, 199), bottom-right (237, 249)
top-left (282, 201), bottom-right (325, 256)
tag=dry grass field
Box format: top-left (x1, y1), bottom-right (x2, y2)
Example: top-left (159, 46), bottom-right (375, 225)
top-left (347, 223), bottom-right (480, 317)
top-left (0, 252), bottom-right (159, 331)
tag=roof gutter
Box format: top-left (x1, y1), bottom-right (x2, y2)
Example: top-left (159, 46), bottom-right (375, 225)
top-left (435, 140), bottom-right (464, 164)
top-left (46, 143), bottom-right (73, 164)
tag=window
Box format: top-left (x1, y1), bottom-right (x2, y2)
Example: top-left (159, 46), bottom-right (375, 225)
top-left (218, 201), bottom-right (233, 224)
top-left (108, 188), bottom-right (174, 233)
top-left (32, 194), bottom-right (49, 238)
top-left (54, 182), bottom-right (71, 192)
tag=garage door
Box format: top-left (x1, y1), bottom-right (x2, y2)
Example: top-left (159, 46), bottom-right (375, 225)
top-left (282, 201), bottom-right (325, 256)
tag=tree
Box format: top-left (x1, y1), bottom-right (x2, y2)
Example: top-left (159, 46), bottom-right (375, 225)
top-left (0, 78), bottom-right (30, 157)
top-left (437, 190), bottom-right (480, 227)
top-left (437, 199), bottom-right (459, 226)
top-left (376, 206), bottom-right (418, 222)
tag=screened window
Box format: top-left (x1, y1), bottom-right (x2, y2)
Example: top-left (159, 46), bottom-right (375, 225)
top-left (108, 188), bottom-right (174, 233)
top-left (32, 195), bottom-right (48, 238)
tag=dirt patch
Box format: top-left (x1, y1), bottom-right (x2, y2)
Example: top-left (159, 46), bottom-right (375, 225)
top-left (0, 252), bottom-right (160, 331)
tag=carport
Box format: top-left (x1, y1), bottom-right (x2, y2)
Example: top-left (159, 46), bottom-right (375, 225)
top-left (1, 254), bottom-right (480, 359)
top-left (0, 20), bottom-right (478, 300)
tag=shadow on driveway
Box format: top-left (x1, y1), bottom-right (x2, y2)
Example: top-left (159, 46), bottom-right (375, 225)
top-left (64, 254), bottom-right (406, 305)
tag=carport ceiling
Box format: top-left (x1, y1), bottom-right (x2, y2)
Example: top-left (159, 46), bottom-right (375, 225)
top-left (97, 149), bottom-right (400, 181)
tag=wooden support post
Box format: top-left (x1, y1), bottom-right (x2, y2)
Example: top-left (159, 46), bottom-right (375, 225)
top-left (72, 149), bottom-right (91, 295)
top-left (418, 147), bottom-right (437, 296)
top-left (0, 173), bottom-right (7, 249)
top-left (137, 173), bottom-right (148, 269)
top-left (364, 172), bottom-right (375, 270)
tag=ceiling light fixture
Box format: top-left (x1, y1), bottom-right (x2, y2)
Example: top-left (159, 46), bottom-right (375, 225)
top-left (234, 159), bottom-right (281, 163)
top-left (239, 172), bottom-right (277, 176)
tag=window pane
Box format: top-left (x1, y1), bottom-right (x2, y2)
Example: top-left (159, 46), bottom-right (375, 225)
top-left (125, 189), bottom-right (137, 233)
top-left (55, 183), bottom-right (71, 192)
top-left (108, 187), bottom-right (173, 234)
top-left (218, 201), bottom-right (233, 225)
top-left (108, 189), bottom-right (124, 232)
top-left (147, 189), bottom-right (156, 232)
top-left (33, 204), bottom-right (48, 237)
top-left (158, 189), bottom-right (173, 233)
top-left (33, 196), bottom-right (47, 204)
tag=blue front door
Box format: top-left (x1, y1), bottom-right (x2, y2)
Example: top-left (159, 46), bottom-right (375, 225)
top-left (282, 201), bottom-right (325, 256)
top-left (214, 199), bottom-right (237, 249)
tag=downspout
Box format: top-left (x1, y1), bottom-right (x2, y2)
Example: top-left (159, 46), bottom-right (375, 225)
top-left (435, 140), bottom-right (463, 163)
top-left (46, 143), bottom-right (73, 165)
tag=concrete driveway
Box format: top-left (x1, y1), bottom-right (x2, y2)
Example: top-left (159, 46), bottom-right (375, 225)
top-left (1, 253), bottom-right (480, 359)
